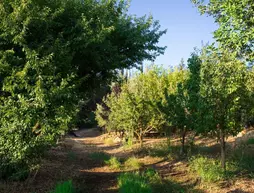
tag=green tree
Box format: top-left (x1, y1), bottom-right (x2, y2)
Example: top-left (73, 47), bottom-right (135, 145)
top-left (162, 67), bottom-right (189, 154)
top-left (192, 0), bottom-right (254, 61)
top-left (186, 51), bottom-right (203, 134)
top-left (0, 0), bottom-right (166, 179)
top-left (199, 46), bottom-right (249, 170)
top-left (98, 67), bottom-right (166, 146)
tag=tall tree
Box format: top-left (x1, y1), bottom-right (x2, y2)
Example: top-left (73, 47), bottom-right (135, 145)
top-left (0, 0), bottom-right (166, 179)
top-left (199, 46), bottom-right (249, 170)
top-left (186, 51), bottom-right (203, 134)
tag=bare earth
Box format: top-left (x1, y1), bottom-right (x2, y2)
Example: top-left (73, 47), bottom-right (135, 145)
top-left (0, 128), bottom-right (253, 193)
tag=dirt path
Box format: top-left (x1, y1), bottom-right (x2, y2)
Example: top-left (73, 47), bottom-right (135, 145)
top-left (1, 128), bottom-right (253, 193)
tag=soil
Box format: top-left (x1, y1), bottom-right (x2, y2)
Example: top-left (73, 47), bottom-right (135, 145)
top-left (0, 128), bottom-right (253, 193)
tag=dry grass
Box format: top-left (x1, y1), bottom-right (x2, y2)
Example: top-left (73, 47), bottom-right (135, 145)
top-left (1, 129), bottom-right (253, 193)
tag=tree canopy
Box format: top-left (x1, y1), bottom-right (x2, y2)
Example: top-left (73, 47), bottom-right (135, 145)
top-left (192, 0), bottom-right (254, 62)
top-left (0, 0), bottom-right (166, 179)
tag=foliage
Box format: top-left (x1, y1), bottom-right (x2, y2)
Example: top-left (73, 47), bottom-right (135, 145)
top-left (189, 156), bottom-right (225, 182)
top-left (0, 0), bottom-right (166, 179)
top-left (96, 67), bottom-right (167, 145)
top-left (105, 156), bottom-right (121, 170)
top-left (118, 169), bottom-right (183, 193)
top-left (50, 180), bottom-right (75, 193)
top-left (162, 66), bottom-right (189, 153)
top-left (124, 157), bottom-right (142, 170)
top-left (198, 46), bottom-right (250, 169)
top-left (186, 50), bottom-right (203, 133)
top-left (192, 0), bottom-right (254, 61)
top-left (118, 172), bottom-right (152, 193)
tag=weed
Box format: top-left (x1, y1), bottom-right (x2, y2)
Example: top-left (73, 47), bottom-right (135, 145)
top-left (50, 180), bottom-right (75, 193)
top-left (189, 156), bottom-right (224, 182)
top-left (105, 157), bottom-right (121, 170)
top-left (118, 172), bottom-right (152, 193)
top-left (118, 169), bottom-right (187, 193)
top-left (124, 157), bottom-right (142, 170)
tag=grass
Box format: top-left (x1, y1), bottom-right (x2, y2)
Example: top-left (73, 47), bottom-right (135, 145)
top-left (124, 157), bottom-right (142, 170)
top-left (104, 138), bottom-right (115, 146)
top-left (105, 156), bottom-right (121, 170)
top-left (50, 180), bottom-right (75, 193)
top-left (189, 156), bottom-right (225, 183)
top-left (118, 171), bottom-right (153, 193)
top-left (118, 168), bottom-right (188, 193)
top-left (89, 152), bottom-right (110, 162)
top-left (230, 149), bottom-right (254, 176)
top-left (139, 142), bottom-right (180, 161)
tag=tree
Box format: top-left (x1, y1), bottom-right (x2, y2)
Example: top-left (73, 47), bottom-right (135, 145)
top-left (199, 46), bottom-right (249, 170)
top-left (192, 0), bottom-right (254, 61)
top-left (97, 67), bottom-right (166, 146)
top-left (161, 67), bottom-right (189, 154)
top-left (0, 0), bottom-right (166, 179)
top-left (186, 51), bottom-right (204, 134)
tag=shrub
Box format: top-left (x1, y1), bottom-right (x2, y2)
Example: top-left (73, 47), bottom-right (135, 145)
top-left (105, 157), bottom-right (121, 170)
top-left (124, 157), bottom-right (142, 170)
top-left (118, 172), bottom-right (152, 193)
top-left (51, 180), bottom-right (75, 193)
top-left (189, 156), bottom-right (224, 182)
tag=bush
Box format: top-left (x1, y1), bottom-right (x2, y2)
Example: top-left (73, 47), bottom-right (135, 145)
top-left (51, 180), bottom-right (75, 193)
top-left (105, 157), bottom-right (121, 170)
top-left (124, 157), bottom-right (142, 170)
top-left (189, 156), bottom-right (224, 182)
top-left (118, 172), bottom-right (152, 193)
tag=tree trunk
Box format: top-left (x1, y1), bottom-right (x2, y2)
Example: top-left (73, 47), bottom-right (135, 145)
top-left (219, 128), bottom-right (226, 171)
top-left (180, 127), bottom-right (186, 155)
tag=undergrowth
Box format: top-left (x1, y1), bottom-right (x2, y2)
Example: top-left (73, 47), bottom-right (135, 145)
top-left (105, 157), bottom-right (121, 170)
top-left (124, 157), bottom-right (142, 170)
top-left (50, 180), bottom-right (75, 193)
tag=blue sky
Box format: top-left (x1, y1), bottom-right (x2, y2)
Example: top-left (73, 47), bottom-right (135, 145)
top-left (128, 0), bottom-right (218, 68)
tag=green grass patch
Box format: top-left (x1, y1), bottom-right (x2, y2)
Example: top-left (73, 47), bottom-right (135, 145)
top-left (189, 156), bottom-right (224, 183)
top-left (50, 180), bottom-right (75, 193)
top-left (124, 157), bottom-right (142, 170)
top-left (118, 169), bottom-right (189, 193)
top-left (105, 156), bottom-right (121, 170)
top-left (118, 171), bottom-right (153, 193)
top-left (89, 152), bottom-right (110, 162)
